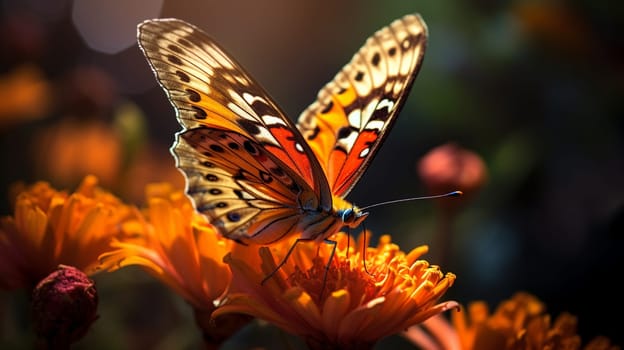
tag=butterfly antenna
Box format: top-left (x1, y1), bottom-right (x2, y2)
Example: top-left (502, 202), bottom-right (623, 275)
top-left (359, 191), bottom-right (463, 211)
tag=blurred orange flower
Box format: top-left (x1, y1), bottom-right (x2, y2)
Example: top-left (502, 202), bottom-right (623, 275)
top-left (32, 118), bottom-right (123, 189)
top-left (404, 292), bottom-right (620, 350)
top-left (452, 292), bottom-right (547, 350)
top-left (98, 182), bottom-right (233, 312)
top-left (215, 233), bottom-right (457, 349)
top-left (0, 175), bottom-right (132, 290)
top-left (0, 64), bottom-right (50, 127)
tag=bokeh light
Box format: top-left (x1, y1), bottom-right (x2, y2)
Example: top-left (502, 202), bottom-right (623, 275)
top-left (71, 0), bottom-right (163, 54)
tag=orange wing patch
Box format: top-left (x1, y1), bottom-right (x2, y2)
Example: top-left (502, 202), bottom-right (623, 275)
top-left (334, 86), bottom-right (358, 106)
top-left (330, 130), bottom-right (378, 196)
top-left (297, 14), bottom-right (428, 197)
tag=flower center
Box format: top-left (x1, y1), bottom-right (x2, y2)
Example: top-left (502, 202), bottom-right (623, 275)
top-left (288, 256), bottom-right (379, 305)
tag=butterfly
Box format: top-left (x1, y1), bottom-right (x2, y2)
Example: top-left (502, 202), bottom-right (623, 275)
top-left (137, 14), bottom-right (428, 247)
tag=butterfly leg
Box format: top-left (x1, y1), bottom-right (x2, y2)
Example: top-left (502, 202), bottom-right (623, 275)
top-left (360, 223), bottom-right (373, 276)
top-left (260, 237), bottom-right (338, 301)
top-left (319, 238), bottom-right (337, 301)
top-left (261, 237), bottom-right (313, 285)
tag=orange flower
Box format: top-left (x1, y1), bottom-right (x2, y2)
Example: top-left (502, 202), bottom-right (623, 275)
top-left (32, 118), bottom-right (122, 189)
top-left (0, 64), bottom-right (51, 126)
top-left (451, 292), bottom-right (546, 350)
top-left (215, 233), bottom-right (457, 349)
top-left (404, 292), bottom-right (621, 350)
top-left (98, 182), bottom-right (233, 311)
top-left (0, 175), bottom-right (131, 290)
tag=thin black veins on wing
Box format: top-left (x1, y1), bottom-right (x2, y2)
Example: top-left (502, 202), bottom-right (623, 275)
top-left (250, 213), bottom-right (301, 244)
top-left (145, 24), bottom-right (318, 186)
top-left (189, 130), bottom-right (303, 202)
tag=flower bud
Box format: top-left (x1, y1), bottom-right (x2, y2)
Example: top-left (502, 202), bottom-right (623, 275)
top-left (31, 265), bottom-right (98, 348)
top-left (418, 142), bottom-right (487, 206)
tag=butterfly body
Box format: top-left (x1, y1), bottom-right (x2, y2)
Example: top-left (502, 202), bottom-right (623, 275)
top-left (137, 14), bottom-right (427, 246)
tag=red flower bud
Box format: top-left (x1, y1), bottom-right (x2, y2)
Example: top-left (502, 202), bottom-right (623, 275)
top-left (418, 142), bottom-right (487, 206)
top-left (31, 265), bottom-right (98, 349)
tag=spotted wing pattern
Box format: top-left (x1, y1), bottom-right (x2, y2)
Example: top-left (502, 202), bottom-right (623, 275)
top-left (138, 19), bottom-right (332, 243)
top-left (297, 14), bottom-right (428, 197)
top-left (137, 14), bottom-right (428, 244)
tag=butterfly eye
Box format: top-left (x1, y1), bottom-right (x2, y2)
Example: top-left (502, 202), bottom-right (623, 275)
top-left (340, 208), bottom-right (355, 223)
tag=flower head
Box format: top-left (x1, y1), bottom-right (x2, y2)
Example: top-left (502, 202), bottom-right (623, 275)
top-left (452, 291), bottom-right (546, 350)
top-left (0, 175), bottom-right (131, 290)
top-left (98, 182), bottom-right (233, 311)
top-left (405, 292), bottom-right (621, 350)
top-left (215, 233), bottom-right (457, 349)
top-left (418, 142), bottom-right (487, 206)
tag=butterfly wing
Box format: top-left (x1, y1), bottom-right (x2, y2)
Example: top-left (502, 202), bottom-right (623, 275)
top-left (297, 14), bottom-right (428, 197)
top-left (137, 18), bottom-right (332, 244)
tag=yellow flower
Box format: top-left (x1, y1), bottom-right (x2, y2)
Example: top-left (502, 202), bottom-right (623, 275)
top-left (404, 292), bottom-right (621, 350)
top-left (98, 182), bottom-right (233, 311)
top-left (214, 233), bottom-right (457, 349)
top-left (0, 175), bottom-right (131, 290)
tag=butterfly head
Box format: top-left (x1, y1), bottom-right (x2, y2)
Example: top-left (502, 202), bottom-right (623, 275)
top-left (339, 207), bottom-right (369, 228)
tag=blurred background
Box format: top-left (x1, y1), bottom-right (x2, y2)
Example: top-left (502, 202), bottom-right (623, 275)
top-left (1, 0), bottom-right (622, 348)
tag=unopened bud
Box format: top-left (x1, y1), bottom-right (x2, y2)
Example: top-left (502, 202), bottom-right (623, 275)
top-left (31, 265), bottom-right (98, 348)
top-left (418, 142), bottom-right (487, 204)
